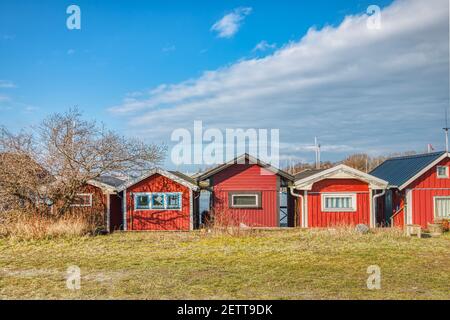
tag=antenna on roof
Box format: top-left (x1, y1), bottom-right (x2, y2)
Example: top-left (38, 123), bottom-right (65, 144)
top-left (444, 108), bottom-right (449, 152)
top-left (314, 137), bottom-right (321, 169)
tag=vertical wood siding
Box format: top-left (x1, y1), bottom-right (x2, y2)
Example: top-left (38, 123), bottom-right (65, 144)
top-left (404, 158), bottom-right (450, 228)
top-left (391, 191), bottom-right (405, 228)
top-left (65, 184), bottom-right (107, 228)
top-left (125, 174), bottom-right (191, 231)
top-left (411, 189), bottom-right (450, 228)
top-left (211, 164), bottom-right (280, 227)
top-left (297, 179), bottom-right (371, 228)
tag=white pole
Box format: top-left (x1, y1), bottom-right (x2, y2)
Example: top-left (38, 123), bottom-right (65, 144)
top-left (446, 130), bottom-right (449, 152)
top-left (314, 137), bottom-right (320, 169)
top-left (318, 143), bottom-right (321, 169)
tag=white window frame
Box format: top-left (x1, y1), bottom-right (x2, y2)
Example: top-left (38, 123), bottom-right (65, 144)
top-left (436, 166), bottom-right (449, 179)
top-left (321, 193), bottom-right (357, 212)
top-left (134, 192), bottom-right (182, 211)
top-left (134, 192), bottom-right (151, 210)
top-left (151, 193), bottom-right (166, 210)
top-left (433, 196), bottom-right (450, 219)
top-left (230, 193), bottom-right (260, 209)
top-left (71, 193), bottom-right (93, 207)
top-left (166, 192), bottom-right (182, 210)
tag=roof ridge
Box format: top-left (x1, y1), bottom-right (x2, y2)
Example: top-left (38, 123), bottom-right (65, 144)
top-left (386, 151), bottom-right (445, 161)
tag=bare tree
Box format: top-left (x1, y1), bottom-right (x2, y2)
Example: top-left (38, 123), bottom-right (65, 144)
top-left (0, 108), bottom-right (166, 214)
top-left (343, 153), bottom-right (371, 172)
top-left (285, 161), bottom-right (334, 175)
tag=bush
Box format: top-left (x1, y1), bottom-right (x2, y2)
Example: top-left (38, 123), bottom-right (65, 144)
top-left (441, 219), bottom-right (449, 232)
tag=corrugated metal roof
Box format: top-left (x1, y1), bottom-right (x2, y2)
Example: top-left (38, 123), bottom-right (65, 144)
top-left (294, 169), bottom-right (326, 181)
top-left (369, 151), bottom-right (445, 187)
top-left (169, 171), bottom-right (197, 185)
top-left (93, 176), bottom-right (127, 188)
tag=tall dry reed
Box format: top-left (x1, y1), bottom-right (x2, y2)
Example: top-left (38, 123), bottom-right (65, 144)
top-left (0, 211), bottom-right (101, 240)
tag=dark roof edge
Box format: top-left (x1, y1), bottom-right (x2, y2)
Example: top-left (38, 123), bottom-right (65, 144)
top-left (197, 153), bottom-right (294, 181)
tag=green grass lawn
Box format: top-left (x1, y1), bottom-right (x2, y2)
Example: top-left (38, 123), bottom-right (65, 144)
top-left (0, 229), bottom-right (449, 300)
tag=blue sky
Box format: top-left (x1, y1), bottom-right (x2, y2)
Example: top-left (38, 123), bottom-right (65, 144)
top-left (0, 0), bottom-right (448, 170)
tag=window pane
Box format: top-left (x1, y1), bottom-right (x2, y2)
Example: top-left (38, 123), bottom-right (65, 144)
top-left (72, 194), bottom-right (91, 206)
top-left (136, 195), bottom-right (150, 209)
top-left (438, 166), bottom-right (448, 177)
top-left (167, 194), bottom-right (181, 209)
top-left (152, 193), bottom-right (165, 209)
top-left (233, 195), bottom-right (258, 206)
top-left (324, 195), bottom-right (354, 211)
top-left (436, 198), bottom-right (450, 218)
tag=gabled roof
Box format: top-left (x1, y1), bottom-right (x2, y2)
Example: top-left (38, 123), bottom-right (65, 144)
top-left (117, 168), bottom-right (199, 192)
top-left (370, 151), bottom-right (448, 190)
top-left (294, 164), bottom-right (388, 190)
top-left (196, 153), bottom-right (294, 181)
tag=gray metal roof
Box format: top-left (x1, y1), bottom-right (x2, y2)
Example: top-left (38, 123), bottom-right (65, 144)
top-left (93, 176), bottom-right (127, 188)
top-left (370, 151), bottom-right (445, 188)
top-left (294, 169), bottom-right (326, 181)
top-left (169, 171), bottom-right (197, 186)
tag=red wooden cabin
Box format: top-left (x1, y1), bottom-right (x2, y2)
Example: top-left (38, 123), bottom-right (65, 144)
top-left (70, 176), bottom-right (125, 232)
top-left (197, 154), bottom-right (294, 228)
top-left (292, 164), bottom-right (388, 228)
top-left (118, 168), bottom-right (199, 231)
top-left (370, 152), bottom-right (450, 229)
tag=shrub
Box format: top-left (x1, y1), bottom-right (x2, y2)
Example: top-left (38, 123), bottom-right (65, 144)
top-left (441, 219), bottom-right (449, 232)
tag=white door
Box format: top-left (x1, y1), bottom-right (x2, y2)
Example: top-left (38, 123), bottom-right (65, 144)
top-left (434, 197), bottom-right (450, 219)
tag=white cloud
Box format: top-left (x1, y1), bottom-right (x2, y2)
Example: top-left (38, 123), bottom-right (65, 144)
top-left (162, 45), bottom-right (176, 53)
top-left (211, 7), bottom-right (252, 38)
top-left (0, 80), bottom-right (16, 88)
top-left (253, 40), bottom-right (277, 52)
top-left (110, 0), bottom-right (449, 163)
top-left (0, 95), bottom-right (11, 102)
top-left (22, 105), bottom-right (39, 113)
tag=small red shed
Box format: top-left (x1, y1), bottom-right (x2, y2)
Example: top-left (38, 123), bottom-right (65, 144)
top-left (197, 154), bottom-right (294, 228)
top-left (118, 168), bottom-right (199, 231)
top-left (292, 164), bottom-right (388, 228)
top-left (69, 176), bottom-right (125, 232)
top-left (87, 176), bottom-right (126, 232)
top-left (370, 152), bottom-right (450, 229)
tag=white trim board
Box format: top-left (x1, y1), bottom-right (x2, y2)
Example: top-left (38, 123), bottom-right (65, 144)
top-left (117, 168), bottom-right (199, 192)
top-left (106, 194), bottom-right (111, 233)
top-left (123, 190), bottom-right (127, 231)
top-left (406, 189), bottom-right (413, 225)
top-left (294, 164), bottom-right (388, 191)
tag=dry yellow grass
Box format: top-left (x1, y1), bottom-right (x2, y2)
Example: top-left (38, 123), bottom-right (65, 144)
top-left (0, 228), bottom-right (448, 299)
top-left (0, 211), bottom-right (98, 240)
